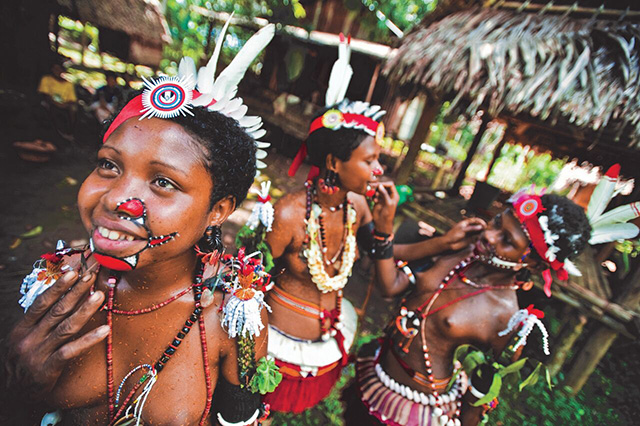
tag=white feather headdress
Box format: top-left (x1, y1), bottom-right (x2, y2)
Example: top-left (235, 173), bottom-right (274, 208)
top-left (177, 16), bottom-right (274, 173)
top-left (587, 164), bottom-right (640, 245)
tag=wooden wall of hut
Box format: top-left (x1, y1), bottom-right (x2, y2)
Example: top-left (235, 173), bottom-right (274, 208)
top-left (258, 34), bottom-right (389, 120)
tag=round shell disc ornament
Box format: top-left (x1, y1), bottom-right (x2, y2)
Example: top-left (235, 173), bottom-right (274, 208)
top-left (322, 109), bottom-right (345, 129)
top-left (518, 197), bottom-right (542, 218)
top-left (141, 76), bottom-right (195, 119)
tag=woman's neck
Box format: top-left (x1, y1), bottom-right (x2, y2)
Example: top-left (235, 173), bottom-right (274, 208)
top-left (314, 179), bottom-right (347, 210)
top-left (464, 259), bottom-right (517, 285)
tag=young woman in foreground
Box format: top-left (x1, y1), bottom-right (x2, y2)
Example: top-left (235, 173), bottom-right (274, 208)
top-left (3, 23), bottom-right (277, 425)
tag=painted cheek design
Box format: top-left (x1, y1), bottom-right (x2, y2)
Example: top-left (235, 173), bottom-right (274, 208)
top-left (90, 197), bottom-right (179, 271)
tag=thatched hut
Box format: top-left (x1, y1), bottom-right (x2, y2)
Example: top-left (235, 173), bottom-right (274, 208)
top-left (384, 0), bottom-right (640, 395)
top-left (56, 0), bottom-right (171, 66)
top-left (385, 0), bottom-right (640, 186)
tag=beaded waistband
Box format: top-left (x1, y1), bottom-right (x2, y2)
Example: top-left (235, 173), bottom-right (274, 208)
top-left (357, 356), bottom-right (463, 426)
top-left (270, 286), bottom-right (322, 319)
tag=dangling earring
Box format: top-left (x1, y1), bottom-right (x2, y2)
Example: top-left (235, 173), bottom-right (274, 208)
top-left (319, 170), bottom-right (338, 194)
top-left (205, 225), bottom-right (224, 253)
top-left (515, 269), bottom-right (533, 290)
top-left (195, 225), bottom-right (224, 265)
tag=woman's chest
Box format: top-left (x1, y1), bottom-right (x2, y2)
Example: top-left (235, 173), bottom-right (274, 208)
top-left (49, 309), bottom-right (218, 424)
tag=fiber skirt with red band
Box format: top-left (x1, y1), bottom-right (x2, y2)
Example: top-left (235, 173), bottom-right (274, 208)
top-left (264, 298), bottom-right (358, 413)
top-left (263, 359), bottom-right (343, 413)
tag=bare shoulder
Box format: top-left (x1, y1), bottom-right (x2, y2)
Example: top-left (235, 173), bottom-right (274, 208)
top-left (272, 189), bottom-right (306, 222)
top-left (347, 192), bottom-right (371, 223)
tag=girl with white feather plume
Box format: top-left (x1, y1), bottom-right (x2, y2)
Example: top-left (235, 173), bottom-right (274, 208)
top-left (4, 17), bottom-right (279, 426)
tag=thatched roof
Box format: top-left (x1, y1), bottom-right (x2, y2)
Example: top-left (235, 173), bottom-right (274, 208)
top-left (384, 6), bottom-right (640, 147)
top-left (57, 0), bottom-right (171, 45)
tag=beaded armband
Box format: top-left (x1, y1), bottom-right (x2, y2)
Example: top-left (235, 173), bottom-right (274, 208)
top-left (213, 247), bottom-right (272, 339)
top-left (396, 260), bottom-right (416, 284)
top-left (498, 304), bottom-right (550, 356)
top-left (371, 229), bottom-right (394, 260)
top-left (19, 240), bottom-right (81, 312)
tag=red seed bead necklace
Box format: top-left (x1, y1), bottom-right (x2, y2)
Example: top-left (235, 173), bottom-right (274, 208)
top-left (104, 260), bottom-right (213, 426)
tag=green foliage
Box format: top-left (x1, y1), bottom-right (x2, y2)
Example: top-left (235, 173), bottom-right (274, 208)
top-left (250, 356), bottom-right (283, 394)
top-left (615, 238), bottom-right (640, 274)
top-left (235, 224), bottom-right (274, 272)
top-left (357, 0), bottom-right (438, 41)
top-left (452, 344), bottom-right (550, 407)
top-left (162, 0), bottom-right (304, 72)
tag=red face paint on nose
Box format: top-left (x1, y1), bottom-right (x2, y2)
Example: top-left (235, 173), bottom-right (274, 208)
top-left (116, 198), bottom-right (145, 218)
top-left (372, 168), bottom-right (383, 176)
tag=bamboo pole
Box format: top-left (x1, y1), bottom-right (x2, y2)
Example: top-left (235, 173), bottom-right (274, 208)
top-left (365, 62), bottom-right (381, 104)
top-left (564, 265), bottom-right (640, 394)
top-left (494, 1), bottom-right (640, 19)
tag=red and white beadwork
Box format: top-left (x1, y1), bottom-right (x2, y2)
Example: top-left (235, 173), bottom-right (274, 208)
top-left (498, 304), bottom-right (550, 355)
top-left (141, 76), bottom-right (195, 119)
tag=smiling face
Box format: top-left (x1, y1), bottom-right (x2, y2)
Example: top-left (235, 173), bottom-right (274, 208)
top-left (333, 135), bottom-right (383, 195)
top-left (78, 118), bottom-right (221, 271)
top-left (475, 209), bottom-right (533, 270)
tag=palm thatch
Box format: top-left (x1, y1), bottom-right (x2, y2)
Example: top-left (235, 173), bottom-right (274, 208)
top-left (384, 7), bottom-right (640, 147)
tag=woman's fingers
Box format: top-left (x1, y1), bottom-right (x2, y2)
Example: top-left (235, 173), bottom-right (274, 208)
top-left (36, 272), bottom-right (97, 335)
top-left (377, 184), bottom-right (392, 205)
top-left (21, 271), bottom-right (79, 327)
top-left (43, 290), bottom-right (105, 352)
top-left (47, 324), bottom-right (110, 371)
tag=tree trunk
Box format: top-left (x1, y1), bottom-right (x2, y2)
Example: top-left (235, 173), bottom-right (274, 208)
top-left (563, 264), bottom-right (640, 395)
top-left (564, 325), bottom-right (618, 396)
top-left (450, 114), bottom-right (490, 195)
top-left (548, 313), bottom-right (587, 377)
top-left (394, 100), bottom-right (440, 185)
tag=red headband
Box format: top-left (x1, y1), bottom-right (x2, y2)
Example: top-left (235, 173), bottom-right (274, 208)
top-left (288, 109), bottom-right (385, 178)
top-left (103, 77), bottom-right (213, 143)
top-left (512, 194), bottom-right (569, 297)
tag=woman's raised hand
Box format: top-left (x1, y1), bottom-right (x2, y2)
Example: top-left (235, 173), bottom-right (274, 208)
top-left (443, 217), bottom-right (487, 251)
top-left (4, 271), bottom-right (108, 399)
top-left (372, 182), bottom-right (400, 234)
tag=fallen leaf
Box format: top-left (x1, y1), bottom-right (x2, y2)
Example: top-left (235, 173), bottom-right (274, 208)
top-left (21, 225), bottom-right (43, 238)
top-left (9, 238), bottom-right (22, 249)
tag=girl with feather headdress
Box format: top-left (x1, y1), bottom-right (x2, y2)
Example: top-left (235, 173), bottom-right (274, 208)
top-left (345, 187), bottom-right (598, 425)
top-left (258, 33), bottom-right (482, 414)
top-left (3, 18), bottom-right (278, 425)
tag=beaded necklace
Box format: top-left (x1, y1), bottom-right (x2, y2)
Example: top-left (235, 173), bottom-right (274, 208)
top-left (302, 180), bottom-right (357, 294)
top-left (104, 259), bottom-right (213, 426)
top-left (393, 255), bottom-right (520, 423)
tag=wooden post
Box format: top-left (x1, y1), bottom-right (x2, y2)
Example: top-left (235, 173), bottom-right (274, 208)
top-left (548, 313), bottom-right (587, 377)
top-left (450, 114), bottom-right (490, 195)
top-left (80, 22), bottom-right (88, 67)
top-left (394, 100), bottom-right (440, 185)
top-left (483, 135), bottom-right (507, 181)
top-left (564, 264), bottom-right (640, 395)
top-left (365, 63), bottom-right (381, 104)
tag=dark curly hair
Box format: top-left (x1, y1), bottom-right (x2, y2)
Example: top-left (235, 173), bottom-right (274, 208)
top-left (540, 194), bottom-right (592, 261)
top-left (103, 102), bottom-right (256, 208)
top-left (305, 103), bottom-right (372, 168)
